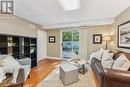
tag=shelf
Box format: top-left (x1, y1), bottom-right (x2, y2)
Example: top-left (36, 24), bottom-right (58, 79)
top-left (8, 45), bottom-right (20, 47)
top-left (30, 52), bottom-right (37, 54)
top-left (0, 34), bottom-right (37, 68)
top-left (0, 35), bottom-right (8, 47)
top-left (30, 45), bottom-right (36, 47)
top-left (23, 53), bottom-right (30, 55)
top-left (13, 46), bottom-right (20, 47)
top-left (0, 46), bottom-right (8, 48)
top-left (23, 45), bottom-right (30, 47)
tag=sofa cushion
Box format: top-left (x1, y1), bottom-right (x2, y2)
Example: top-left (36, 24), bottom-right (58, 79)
top-left (101, 50), bottom-right (114, 68)
top-left (112, 55), bottom-right (130, 71)
top-left (0, 55), bottom-right (8, 59)
top-left (0, 59), bottom-right (4, 67)
top-left (90, 48), bottom-right (105, 61)
top-left (1, 55), bottom-right (20, 83)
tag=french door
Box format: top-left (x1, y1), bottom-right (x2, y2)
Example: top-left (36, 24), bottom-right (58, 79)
top-left (61, 30), bottom-right (79, 59)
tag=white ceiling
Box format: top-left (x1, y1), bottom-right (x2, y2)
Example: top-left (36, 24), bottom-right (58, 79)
top-left (15, 0), bottom-right (130, 29)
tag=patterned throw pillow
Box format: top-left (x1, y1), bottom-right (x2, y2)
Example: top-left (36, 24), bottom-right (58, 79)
top-left (112, 55), bottom-right (130, 71)
top-left (101, 50), bottom-right (114, 68)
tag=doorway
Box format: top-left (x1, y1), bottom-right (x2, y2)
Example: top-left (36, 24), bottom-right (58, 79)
top-left (61, 30), bottom-right (79, 59)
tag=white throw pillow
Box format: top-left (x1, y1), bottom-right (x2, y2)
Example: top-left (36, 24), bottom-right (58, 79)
top-left (90, 48), bottom-right (105, 61)
top-left (0, 69), bottom-right (6, 83)
top-left (2, 56), bottom-right (20, 83)
top-left (101, 50), bottom-right (114, 68)
top-left (0, 55), bottom-right (8, 59)
top-left (112, 55), bottom-right (130, 71)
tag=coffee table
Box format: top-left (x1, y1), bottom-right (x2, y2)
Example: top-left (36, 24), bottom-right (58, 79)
top-left (68, 59), bottom-right (87, 74)
top-left (60, 63), bottom-right (78, 85)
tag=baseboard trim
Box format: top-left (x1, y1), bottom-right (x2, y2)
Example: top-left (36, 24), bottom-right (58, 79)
top-left (47, 57), bottom-right (62, 60)
top-left (47, 57), bottom-right (73, 61)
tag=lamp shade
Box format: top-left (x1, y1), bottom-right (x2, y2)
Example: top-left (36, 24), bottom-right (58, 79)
top-left (103, 35), bottom-right (112, 42)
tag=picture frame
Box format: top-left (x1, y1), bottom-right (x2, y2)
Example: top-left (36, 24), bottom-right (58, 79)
top-left (49, 36), bottom-right (55, 43)
top-left (93, 34), bottom-right (102, 44)
top-left (118, 21), bottom-right (130, 49)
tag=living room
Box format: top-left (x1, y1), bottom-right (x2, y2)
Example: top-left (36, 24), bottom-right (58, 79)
top-left (0, 0), bottom-right (130, 87)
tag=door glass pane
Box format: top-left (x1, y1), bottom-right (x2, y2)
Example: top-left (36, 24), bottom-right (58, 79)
top-left (73, 31), bottom-right (79, 52)
top-left (62, 31), bottom-right (79, 59)
top-left (62, 32), bottom-right (73, 58)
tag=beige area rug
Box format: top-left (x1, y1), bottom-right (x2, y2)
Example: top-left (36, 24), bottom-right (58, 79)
top-left (36, 64), bottom-right (96, 87)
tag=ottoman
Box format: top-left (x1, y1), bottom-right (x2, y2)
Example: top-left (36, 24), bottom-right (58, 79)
top-left (60, 63), bottom-right (78, 85)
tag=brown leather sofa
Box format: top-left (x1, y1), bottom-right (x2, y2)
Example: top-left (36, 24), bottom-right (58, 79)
top-left (91, 51), bottom-right (130, 87)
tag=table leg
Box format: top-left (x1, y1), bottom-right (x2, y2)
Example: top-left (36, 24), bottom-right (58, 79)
top-left (82, 64), bottom-right (85, 74)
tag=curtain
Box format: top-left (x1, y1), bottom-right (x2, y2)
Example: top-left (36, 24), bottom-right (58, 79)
top-left (79, 28), bottom-right (88, 60)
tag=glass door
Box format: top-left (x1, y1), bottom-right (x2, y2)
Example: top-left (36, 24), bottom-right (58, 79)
top-left (62, 31), bottom-right (79, 59)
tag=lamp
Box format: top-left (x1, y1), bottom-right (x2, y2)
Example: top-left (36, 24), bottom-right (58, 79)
top-left (103, 35), bottom-right (112, 49)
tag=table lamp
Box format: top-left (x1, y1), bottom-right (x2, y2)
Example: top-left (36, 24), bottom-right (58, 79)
top-left (103, 35), bottom-right (112, 49)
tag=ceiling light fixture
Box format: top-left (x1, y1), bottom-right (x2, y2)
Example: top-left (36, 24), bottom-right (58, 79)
top-left (57, 0), bottom-right (81, 11)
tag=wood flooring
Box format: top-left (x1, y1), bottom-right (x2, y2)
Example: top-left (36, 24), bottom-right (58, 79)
top-left (23, 58), bottom-right (61, 87)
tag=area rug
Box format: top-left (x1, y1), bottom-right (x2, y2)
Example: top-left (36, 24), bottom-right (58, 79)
top-left (36, 64), bottom-right (96, 87)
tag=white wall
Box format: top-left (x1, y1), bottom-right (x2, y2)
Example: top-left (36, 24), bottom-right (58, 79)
top-left (79, 28), bottom-right (88, 60)
top-left (47, 29), bottom-right (61, 58)
top-left (0, 16), bottom-right (48, 62)
top-left (0, 16), bottom-right (37, 37)
top-left (37, 29), bottom-right (47, 61)
top-left (110, 7), bottom-right (130, 53)
top-left (87, 25), bottom-right (112, 58)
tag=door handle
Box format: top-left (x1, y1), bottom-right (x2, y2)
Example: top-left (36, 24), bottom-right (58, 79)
top-left (61, 43), bottom-right (63, 47)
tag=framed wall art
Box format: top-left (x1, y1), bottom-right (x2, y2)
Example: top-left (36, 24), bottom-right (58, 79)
top-left (49, 36), bottom-right (55, 43)
top-left (118, 21), bottom-right (130, 49)
top-left (93, 34), bottom-right (102, 44)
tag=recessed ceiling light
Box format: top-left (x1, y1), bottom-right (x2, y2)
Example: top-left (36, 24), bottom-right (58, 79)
top-left (57, 0), bottom-right (81, 11)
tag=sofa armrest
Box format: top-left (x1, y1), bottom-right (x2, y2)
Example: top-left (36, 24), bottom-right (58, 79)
top-left (17, 58), bottom-right (31, 65)
top-left (102, 68), bottom-right (130, 87)
top-left (104, 68), bottom-right (130, 82)
top-left (16, 68), bottom-right (25, 83)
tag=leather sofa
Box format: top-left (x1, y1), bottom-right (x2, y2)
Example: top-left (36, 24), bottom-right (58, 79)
top-left (91, 51), bottom-right (130, 87)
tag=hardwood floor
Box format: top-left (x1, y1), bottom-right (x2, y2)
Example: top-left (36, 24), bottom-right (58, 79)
top-left (92, 70), bottom-right (100, 87)
top-left (23, 58), bottom-right (61, 87)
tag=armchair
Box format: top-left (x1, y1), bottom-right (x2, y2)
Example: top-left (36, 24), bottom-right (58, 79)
top-left (16, 58), bottom-right (31, 81)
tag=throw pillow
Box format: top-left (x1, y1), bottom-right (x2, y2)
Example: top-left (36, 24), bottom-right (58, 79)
top-left (2, 55), bottom-right (20, 83)
top-left (101, 50), bottom-right (114, 68)
top-left (112, 55), bottom-right (130, 71)
top-left (90, 48), bottom-right (105, 61)
top-left (0, 55), bottom-right (8, 59)
top-left (0, 59), bottom-right (4, 67)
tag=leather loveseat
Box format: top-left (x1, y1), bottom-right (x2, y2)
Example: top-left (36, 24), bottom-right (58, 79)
top-left (91, 51), bottom-right (130, 87)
